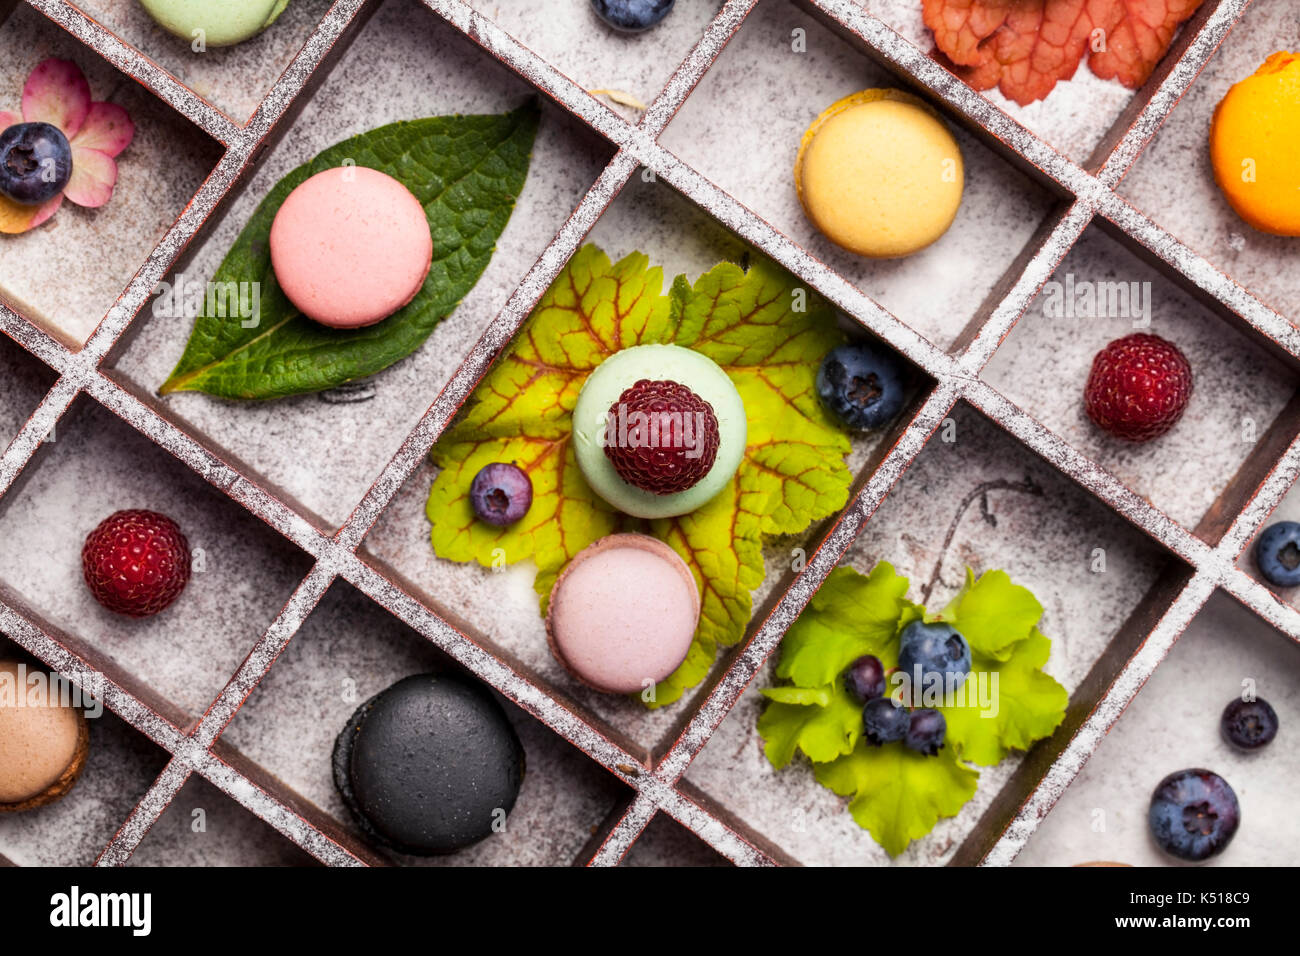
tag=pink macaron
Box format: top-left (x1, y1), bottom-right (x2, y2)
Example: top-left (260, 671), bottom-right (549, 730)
top-left (546, 534), bottom-right (700, 695)
top-left (269, 165), bottom-right (432, 329)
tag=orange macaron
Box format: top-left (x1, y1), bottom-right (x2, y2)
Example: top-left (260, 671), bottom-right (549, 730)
top-left (1210, 51), bottom-right (1300, 236)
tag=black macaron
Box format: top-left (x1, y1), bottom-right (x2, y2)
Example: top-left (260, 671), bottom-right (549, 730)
top-left (332, 673), bottom-right (525, 856)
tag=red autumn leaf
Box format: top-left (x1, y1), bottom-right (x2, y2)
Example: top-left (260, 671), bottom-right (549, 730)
top-left (922, 0), bottom-right (1207, 104)
top-left (922, 0), bottom-right (1019, 67)
top-left (1089, 0), bottom-right (1206, 87)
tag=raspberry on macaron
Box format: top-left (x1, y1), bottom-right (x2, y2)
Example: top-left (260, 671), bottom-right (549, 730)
top-left (1083, 333), bottom-right (1193, 442)
top-left (82, 509), bottom-right (191, 618)
top-left (603, 379), bottom-right (721, 495)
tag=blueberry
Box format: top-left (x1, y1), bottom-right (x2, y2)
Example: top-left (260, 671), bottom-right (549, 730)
top-left (1255, 520), bottom-right (1300, 587)
top-left (844, 654), bottom-right (886, 702)
top-left (904, 708), bottom-right (946, 756)
top-left (590, 0), bottom-right (674, 32)
top-left (469, 463), bottom-right (533, 527)
top-left (816, 343), bottom-right (905, 431)
top-left (862, 696), bottom-right (909, 746)
top-left (1220, 697), bottom-right (1278, 751)
top-left (897, 621), bottom-right (971, 697)
top-left (0, 122), bottom-right (72, 206)
top-left (1148, 769), bottom-right (1240, 862)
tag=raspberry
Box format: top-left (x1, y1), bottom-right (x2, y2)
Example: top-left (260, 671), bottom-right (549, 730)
top-left (602, 379), bottom-right (720, 495)
top-left (1083, 334), bottom-right (1192, 442)
top-left (81, 510), bottom-right (191, 617)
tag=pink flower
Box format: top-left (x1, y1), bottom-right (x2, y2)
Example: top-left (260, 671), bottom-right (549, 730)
top-left (0, 58), bottom-right (134, 235)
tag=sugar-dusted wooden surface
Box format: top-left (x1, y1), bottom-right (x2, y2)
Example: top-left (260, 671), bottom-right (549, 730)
top-left (1016, 591), bottom-right (1299, 866)
top-left (0, 0), bottom-right (1296, 866)
top-left (0, 3), bottom-right (219, 344)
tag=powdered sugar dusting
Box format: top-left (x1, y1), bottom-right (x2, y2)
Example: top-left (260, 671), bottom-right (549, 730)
top-left (0, 0), bottom-right (1294, 867)
top-left (26, 0), bottom-right (238, 143)
top-left (95, 758), bottom-right (191, 866)
top-left (639, 0), bottom-right (759, 137)
top-left (984, 575), bottom-right (1216, 866)
top-left (588, 794), bottom-right (657, 867)
top-left (1099, 0), bottom-right (1253, 186)
top-left (961, 202), bottom-right (1094, 372)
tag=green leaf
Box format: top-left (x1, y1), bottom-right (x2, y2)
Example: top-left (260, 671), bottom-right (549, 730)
top-left (161, 105), bottom-right (539, 399)
top-left (815, 742), bottom-right (979, 858)
top-left (646, 480), bottom-right (764, 708)
top-left (941, 627), bottom-right (1068, 766)
top-left (672, 264), bottom-right (851, 536)
top-left (426, 245), bottom-right (852, 706)
top-left (940, 567), bottom-right (1043, 661)
top-left (760, 686), bottom-right (830, 706)
top-left (756, 680), bottom-right (863, 769)
top-left (775, 563), bottom-right (919, 687)
top-left (757, 562), bottom-right (1068, 856)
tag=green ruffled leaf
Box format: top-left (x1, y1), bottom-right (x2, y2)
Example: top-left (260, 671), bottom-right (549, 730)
top-left (426, 245), bottom-right (851, 707)
top-left (161, 106), bottom-right (539, 399)
top-left (775, 563), bottom-right (918, 687)
top-left (941, 567), bottom-right (1044, 661)
top-left (815, 741), bottom-right (979, 858)
top-left (760, 686), bottom-right (830, 706)
top-left (942, 627), bottom-right (1068, 766)
top-left (758, 562), bottom-right (1068, 857)
top-left (757, 680), bottom-right (863, 769)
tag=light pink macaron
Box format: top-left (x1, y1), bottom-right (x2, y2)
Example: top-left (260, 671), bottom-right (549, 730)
top-left (269, 165), bottom-right (432, 329)
top-left (546, 534), bottom-right (700, 695)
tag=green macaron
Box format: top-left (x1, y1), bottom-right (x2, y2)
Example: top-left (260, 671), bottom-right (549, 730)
top-left (138, 0), bottom-right (291, 47)
top-left (572, 344), bottom-right (747, 519)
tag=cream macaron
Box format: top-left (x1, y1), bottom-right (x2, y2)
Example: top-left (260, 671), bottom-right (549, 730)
top-left (571, 344), bottom-right (747, 519)
top-left (795, 89), bottom-right (964, 259)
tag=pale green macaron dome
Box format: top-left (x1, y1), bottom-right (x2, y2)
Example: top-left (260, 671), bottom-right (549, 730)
top-left (573, 344), bottom-right (747, 519)
top-left (138, 0), bottom-right (291, 47)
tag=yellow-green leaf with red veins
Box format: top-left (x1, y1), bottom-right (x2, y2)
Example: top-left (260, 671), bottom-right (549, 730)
top-left (923, 0), bottom-right (1206, 105)
top-left (427, 244), bottom-right (851, 708)
top-left (671, 265), bottom-right (852, 536)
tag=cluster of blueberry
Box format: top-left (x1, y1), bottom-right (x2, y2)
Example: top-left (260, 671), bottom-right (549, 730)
top-left (835, 608), bottom-right (1278, 864)
top-left (843, 622), bottom-right (972, 757)
top-left (1147, 697), bottom-right (1278, 862)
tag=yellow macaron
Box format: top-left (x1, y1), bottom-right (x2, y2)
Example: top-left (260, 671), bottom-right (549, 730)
top-left (795, 89), bottom-right (965, 259)
top-left (1210, 51), bottom-right (1300, 236)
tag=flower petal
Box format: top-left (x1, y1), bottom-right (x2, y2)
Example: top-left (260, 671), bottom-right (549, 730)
top-left (0, 110), bottom-right (20, 131)
top-left (64, 145), bottom-right (117, 207)
top-left (21, 59), bottom-right (90, 136)
top-left (0, 192), bottom-right (63, 234)
top-left (70, 101), bottom-right (134, 157)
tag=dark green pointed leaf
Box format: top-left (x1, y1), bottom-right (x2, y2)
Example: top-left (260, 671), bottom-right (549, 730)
top-left (161, 105), bottom-right (539, 399)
